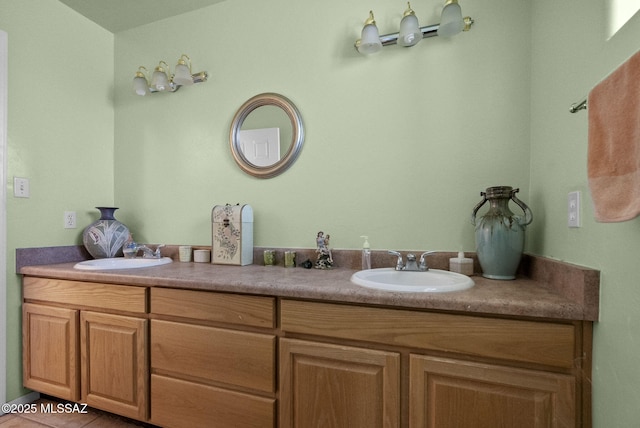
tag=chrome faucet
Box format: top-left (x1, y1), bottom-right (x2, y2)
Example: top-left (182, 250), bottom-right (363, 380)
top-left (136, 244), bottom-right (165, 259)
top-left (388, 250), bottom-right (437, 271)
top-left (405, 253), bottom-right (419, 271)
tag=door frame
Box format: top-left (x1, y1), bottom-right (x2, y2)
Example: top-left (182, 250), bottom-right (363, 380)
top-left (0, 29), bottom-right (8, 407)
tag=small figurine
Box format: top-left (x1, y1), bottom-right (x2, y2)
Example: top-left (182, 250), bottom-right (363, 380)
top-left (315, 231), bottom-right (334, 269)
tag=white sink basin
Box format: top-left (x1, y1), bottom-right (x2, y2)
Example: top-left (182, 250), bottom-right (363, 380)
top-left (350, 268), bottom-right (474, 293)
top-left (74, 257), bottom-right (173, 270)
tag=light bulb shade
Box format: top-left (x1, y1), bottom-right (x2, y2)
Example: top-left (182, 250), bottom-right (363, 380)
top-left (438, 0), bottom-right (464, 37)
top-left (173, 63), bottom-right (193, 86)
top-left (398, 13), bottom-right (422, 47)
top-left (151, 69), bottom-right (169, 91)
top-left (358, 24), bottom-right (382, 54)
top-left (132, 75), bottom-right (148, 96)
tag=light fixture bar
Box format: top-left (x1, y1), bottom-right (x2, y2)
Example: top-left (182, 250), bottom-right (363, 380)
top-left (148, 84), bottom-right (178, 94)
top-left (380, 23), bottom-right (439, 46)
top-left (147, 71), bottom-right (208, 94)
top-left (379, 17), bottom-right (473, 47)
top-left (355, 16), bottom-right (474, 52)
top-left (191, 71), bottom-right (208, 84)
top-left (132, 55), bottom-right (208, 96)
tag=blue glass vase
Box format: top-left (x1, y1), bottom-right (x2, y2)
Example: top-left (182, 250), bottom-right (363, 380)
top-left (82, 207), bottom-right (130, 259)
top-left (471, 187), bottom-right (533, 280)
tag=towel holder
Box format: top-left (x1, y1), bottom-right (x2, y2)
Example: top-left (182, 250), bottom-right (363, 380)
top-left (570, 98), bottom-right (587, 113)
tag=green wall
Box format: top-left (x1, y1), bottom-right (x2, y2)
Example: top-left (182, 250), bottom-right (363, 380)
top-left (113, 0), bottom-right (532, 250)
top-left (529, 1), bottom-right (640, 425)
top-left (3, 0), bottom-right (640, 426)
top-left (0, 0), bottom-right (114, 400)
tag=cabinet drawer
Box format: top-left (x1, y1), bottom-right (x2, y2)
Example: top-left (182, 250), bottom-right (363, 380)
top-left (151, 375), bottom-right (275, 428)
top-left (151, 287), bottom-right (275, 328)
top-left (281, 300), bottom-right (576, 368)
top-left (151, 319), bottom-right (275, 393)
top-left (23, 277), bottom-right (146, 314)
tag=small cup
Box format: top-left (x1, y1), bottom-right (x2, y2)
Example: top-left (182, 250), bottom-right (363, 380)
top-left (178, 245), bottom-right (192, 262)
top-left (284, 250), bottom-right (296, 268)
top-left (193, 249), bottom-right (210, 263)
top-left (264, 250), bottom-right (275, 266)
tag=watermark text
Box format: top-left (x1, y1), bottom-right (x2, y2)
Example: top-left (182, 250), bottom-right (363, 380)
top-left (2, 402), bottom-right (89, 414)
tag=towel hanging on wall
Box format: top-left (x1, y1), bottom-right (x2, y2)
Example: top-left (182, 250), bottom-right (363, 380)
top-left (588, 49), bottom-right (640, 222)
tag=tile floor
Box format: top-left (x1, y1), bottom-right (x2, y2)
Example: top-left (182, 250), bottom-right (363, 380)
top-left (0, 397), bottom-right (159, 428)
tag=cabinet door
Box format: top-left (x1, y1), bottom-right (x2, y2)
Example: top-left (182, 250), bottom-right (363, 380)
top-left (410, 355), bottom-right (576, 428)
top-left (280, 338), bottom-right (400, 428)
top-left (81, 311), bottom-right (148, 421)
top-left (23, 303), bottom-right (80, 401)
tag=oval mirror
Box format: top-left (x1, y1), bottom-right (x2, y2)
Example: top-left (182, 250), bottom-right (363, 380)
top-left (229, 93), bottom-right (304, 178)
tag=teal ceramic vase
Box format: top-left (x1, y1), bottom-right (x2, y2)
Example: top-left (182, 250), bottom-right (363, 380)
top-left (471, 187), bottom-right (533, 280)
top-left (82, 207), bottom-right (130, 259)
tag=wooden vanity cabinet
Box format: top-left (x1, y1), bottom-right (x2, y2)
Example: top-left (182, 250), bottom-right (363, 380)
top-left (22, 274), bottom-right (592, 428)
top-left (149, 287), bottom-right (277, 428)
top-left (22, 277), bottom-right (149, 421)
top-left (280, 299), bottom-right (591, 428)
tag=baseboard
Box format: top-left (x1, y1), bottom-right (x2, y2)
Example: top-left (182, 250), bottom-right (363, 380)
top-left (2, 391), bottom-right (40, 415)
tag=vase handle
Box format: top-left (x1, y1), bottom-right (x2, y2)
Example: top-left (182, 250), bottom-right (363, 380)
top-left (470, 191), bottom-right (488, 226)
top-left (510, 188), bottom-right (533, 226)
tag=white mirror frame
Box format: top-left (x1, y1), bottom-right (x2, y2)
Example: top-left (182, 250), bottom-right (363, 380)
top-left (229, 93), bottom-right (304, 179)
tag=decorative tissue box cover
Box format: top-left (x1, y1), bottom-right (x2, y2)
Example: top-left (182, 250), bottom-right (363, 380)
top-left (211, 204), bottom-right (253, 265)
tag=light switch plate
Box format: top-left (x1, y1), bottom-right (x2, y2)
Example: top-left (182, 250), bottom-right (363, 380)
top-left (568, 191), bottom-right (581, 228)
top-left (14, 177), bottom-right (29, 198)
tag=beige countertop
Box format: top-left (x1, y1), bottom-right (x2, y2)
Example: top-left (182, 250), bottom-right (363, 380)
top-left (18, 247), bottom-right (600, 321)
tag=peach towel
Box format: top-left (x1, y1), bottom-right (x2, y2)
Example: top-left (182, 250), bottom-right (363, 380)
top-left (588, 50), bottom-right (640, 222)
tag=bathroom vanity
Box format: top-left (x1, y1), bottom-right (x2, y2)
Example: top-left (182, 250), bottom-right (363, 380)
top-left (19, 249), bottom-right (598, 428)
top-left (22, 278), bottom-right (148, 420)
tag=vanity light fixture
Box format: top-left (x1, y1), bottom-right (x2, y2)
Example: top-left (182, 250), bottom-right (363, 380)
top-left (358, 11), bottom-right (383, 54)
top-left (398, 3), bottom-right (422, 47)
top-left (151, 61), bottom-right (170, 91)
top-left (132, 54), bottom-right (208, 96)
top-left (355, 0), bottom-right (474, 55)
top-left (438, 0), bottom-right (466, 37)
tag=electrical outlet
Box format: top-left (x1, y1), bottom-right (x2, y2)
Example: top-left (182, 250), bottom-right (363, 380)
top-left (14, 177), bottom-right (29, 198)
top-left (568, 191), bottom-right (581, 228)
top-left (64, 211), bottom-right (76, 229)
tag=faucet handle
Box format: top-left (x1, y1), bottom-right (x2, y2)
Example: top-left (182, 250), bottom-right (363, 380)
top-left (388, 250), bottom-right (404, 270)
top-left (154, 244), bottom-right (165, 258)
top-left (419, 251), bottom-right (437, 271)
top-left (123, 240), bottom-right (138, 259)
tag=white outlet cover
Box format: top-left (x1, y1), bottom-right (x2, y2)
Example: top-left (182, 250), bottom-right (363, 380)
top-left (64, 211), bottom-right (76, 229)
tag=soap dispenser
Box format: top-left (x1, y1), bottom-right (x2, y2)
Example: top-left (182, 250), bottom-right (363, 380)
top-left (360, 236), bottom-right (371, 270)
top-left (449, 251), bottom-right (474, 276)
